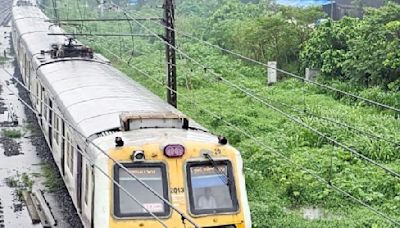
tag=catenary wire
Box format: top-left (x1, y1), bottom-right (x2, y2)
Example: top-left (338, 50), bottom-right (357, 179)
top-left (213, 67), bottom-right (399, 146)
top-left (49, 0), bottom-right (399, 116)
top-left (92, 44), bottom-right (400, 226)
top-left (119, 9), bottom-right (400, 114)
top-left (1, 68), bottom-right (200, 228)
top-left (140, 16), bottom-right (400, 113)
top-left (6, 5), bottom-right (192, 223)
top-left (14, 0), bottom-right (398, 224)
top-left (0, 73), bottom-right (168, 227)
top-left (114, 23), bottom-right (399, 148)
top-left (27, 5), bottom-right (400, 147)
top-left (110, 9), bottom-right (400, 142)
top-left (100, 6), bottom-right (400, 180)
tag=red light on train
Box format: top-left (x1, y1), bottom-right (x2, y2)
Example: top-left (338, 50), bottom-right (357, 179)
top-left (164, 144), bottom-right (185, 158)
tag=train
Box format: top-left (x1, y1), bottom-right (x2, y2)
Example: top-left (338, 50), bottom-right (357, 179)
top-left (11, 1), bottom-right (251, 227)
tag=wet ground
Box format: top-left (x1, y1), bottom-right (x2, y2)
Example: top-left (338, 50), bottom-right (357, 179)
top-left (0, 18), bottom-right (82, 228)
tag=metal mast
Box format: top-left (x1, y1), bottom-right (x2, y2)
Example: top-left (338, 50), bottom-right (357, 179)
top-left (163, 0), bottom-right (177, 108)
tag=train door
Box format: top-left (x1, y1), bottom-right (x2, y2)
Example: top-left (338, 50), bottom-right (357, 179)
top-left (61, 121), bottom-right (65, 176)
top-left (39, 86), bottom-right (44, 126)
top-left (82, 162), bottom-right (93, 227)
top-left (48, 99), bottom-right (53, 148)
top-left (26, 62), bottom-right (31, 89)
top-left (76, 146), bottom-right (83, 213)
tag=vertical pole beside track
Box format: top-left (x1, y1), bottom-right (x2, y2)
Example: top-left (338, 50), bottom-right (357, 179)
top-left (164, 0), bottom-right (177, 108)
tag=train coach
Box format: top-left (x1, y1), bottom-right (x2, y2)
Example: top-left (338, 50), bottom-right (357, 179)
top-left (11, 2), bottom-right (251, 227)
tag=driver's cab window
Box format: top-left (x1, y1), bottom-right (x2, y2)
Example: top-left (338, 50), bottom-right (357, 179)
top-left (186, 160), bottom-right (238, 215)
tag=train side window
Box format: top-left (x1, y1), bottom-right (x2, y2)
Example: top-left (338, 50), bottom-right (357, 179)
top-left (65, 132), bottom-right (74, 175)
top-left (113, 163), bottom-right (170, 218)
top-left (35, 81), bottom-right (39, 105)
top-left (53, 115), bottom-right (59, 144)
top-left (43, 94), bottom-right (48, 121)
top-left (40, 86), bottom-right (45, 115)
top-left (68, 141), bottom-right (74, 175)
top-left (65, 133), bottom-right (70, 170)
top-left (84, 164), bottom-right (91, 205)
top-left (27, 61), bottom-right (30, 77)
top-left (186, 160), bottom-right (239, 215)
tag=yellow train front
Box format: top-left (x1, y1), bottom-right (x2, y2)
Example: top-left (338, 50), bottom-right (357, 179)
top-left (90, 114), bottom-right (251, 228)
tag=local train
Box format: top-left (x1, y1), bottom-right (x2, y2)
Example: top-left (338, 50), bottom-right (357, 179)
top-left (11, 2), bottom-right (251, 227)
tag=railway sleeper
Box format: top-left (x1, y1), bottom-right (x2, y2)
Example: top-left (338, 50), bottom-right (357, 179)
top-left (23, 190), bottom-right (56, 228)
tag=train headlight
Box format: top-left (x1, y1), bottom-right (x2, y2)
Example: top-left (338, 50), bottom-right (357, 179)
top-left (164, 144), bottom-right (185, 158)
top-left (132, 150), bottom-right (145, 162)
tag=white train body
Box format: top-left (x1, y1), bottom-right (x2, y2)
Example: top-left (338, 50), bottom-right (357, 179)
top-left (12, 3), bottom-right (251, 228)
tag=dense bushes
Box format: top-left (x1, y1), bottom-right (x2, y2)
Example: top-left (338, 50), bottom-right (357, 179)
top-left (300, 3), bottom-right (400, 91)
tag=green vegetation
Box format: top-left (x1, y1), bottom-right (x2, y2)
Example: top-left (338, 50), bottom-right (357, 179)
top-left (41, 163), bottom-right (64, 192)
top-left (5, 173), bottom-right (34, 200)
top-left (42, 0), bottom-right (400, 226)
top-left (0, 56), bottom-right (7, 65)
top-left (300, 3), bottom-right (400, 108)
top-left (1, 128), bottom-right (23, 138)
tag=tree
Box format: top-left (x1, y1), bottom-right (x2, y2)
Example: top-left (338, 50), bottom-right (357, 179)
top-left (300, 3), bottom-right (400, 90)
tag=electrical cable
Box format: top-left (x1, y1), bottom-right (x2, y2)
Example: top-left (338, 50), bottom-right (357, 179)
top-left (21, 2), bottom-right (399, 224)
top-left (123, 12), bottom-right (135, 65)
top-left (22, 4), bottom-right (200, 224)
top-left (101, 7), bottom-right (400, 180)
top-left (93, 45), bottom-right (400, 226)
top-left (146, 19), bottom-right (400, 113)
top-left (215, 69), bottom-right (399, 146)
top-left (1, 67), bottom-right (200, 228)
top-left (0, 74), bottom-right (168, 227)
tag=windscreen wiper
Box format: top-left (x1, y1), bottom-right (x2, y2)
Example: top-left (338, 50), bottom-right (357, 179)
top-left (203, 153), bottom-right (231, 186)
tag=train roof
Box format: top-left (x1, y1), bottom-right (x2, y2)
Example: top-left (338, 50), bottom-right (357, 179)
top-left (12, 6), bottom-right (207, 138)
top-left (12, 6), bottom-right (64, 55)
top-left (38, 61), bottom-right (207, 138)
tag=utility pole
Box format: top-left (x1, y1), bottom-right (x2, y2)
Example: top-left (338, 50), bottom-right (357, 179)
top-left (163, 0), bottom-right (177, 108)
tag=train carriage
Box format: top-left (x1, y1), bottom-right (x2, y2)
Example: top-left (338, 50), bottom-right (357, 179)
top-left (11, 2), bottom-right (251, 227)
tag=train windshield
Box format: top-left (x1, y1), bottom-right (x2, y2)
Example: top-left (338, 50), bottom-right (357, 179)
top-left (113, 163), bottom-right (170, 218)
top-left (186, 160), bottom-right (239, 215)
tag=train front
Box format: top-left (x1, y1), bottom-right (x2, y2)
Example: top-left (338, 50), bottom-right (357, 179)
top-left (93, 114), bottom-right (251, 228)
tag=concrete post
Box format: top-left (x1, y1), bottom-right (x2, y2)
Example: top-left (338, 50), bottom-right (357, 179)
top-left (267, 61), bottom-right (277, 85)
top-left (305, 68), bottom-right (320, 82)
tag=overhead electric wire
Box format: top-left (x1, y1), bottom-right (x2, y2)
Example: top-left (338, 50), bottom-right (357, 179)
top-left (103, 6), bottom-right (400, 181)
top-left (137, 12), bottom-right (400, 113)
top-left (52, 7), bottom-right (400, 147)
top-left (207, 69), bottom-right (399, 146)
top-left (0, 7), bottom-right (12, 15)
top-left (0, 73), bottom-right (168, 227)
top-left (218, 68), bottom-right (399, 146)
top-left (285, 104), bottom-right (400, 146)
top-left (1, 68), bottom-right (200, 228)
top-left (30, 1), bottom-right (400, 224)
top-left (92, 44), bottom-right (400, 226)
top-left (12, 2), bottom-right (198, 226)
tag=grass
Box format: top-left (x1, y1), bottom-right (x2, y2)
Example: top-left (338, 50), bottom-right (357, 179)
top-left (5, 173), bottom-right (34, 201)
top-left (1, 129), bottom-right (23, 138)
top-left (41, 163), bottom-right (63, 192)
top-left (42, 4), bottom-right (400, 226)
top-left (0, 56), bottom-right (7, 65)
